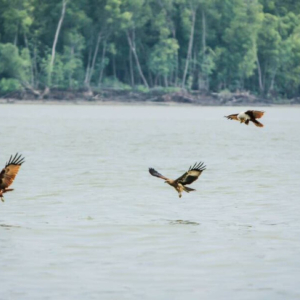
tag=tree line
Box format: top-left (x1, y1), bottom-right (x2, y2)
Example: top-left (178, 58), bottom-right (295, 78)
top-left (1, 0), bottom-right (300, 99)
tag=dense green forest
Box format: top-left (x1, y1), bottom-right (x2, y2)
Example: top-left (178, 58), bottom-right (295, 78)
top-left (1, 0), bottom-right (300, 99)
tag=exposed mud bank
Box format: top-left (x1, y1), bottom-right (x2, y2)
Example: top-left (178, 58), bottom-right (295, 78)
top-left (0, 88), bottom-right (293, 105)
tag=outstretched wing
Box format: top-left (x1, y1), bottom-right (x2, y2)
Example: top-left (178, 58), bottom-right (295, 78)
top-left (0, 153), bottom-right (25, 189)
top-left (225, 114), bottom-right (238, 121)
top-left (149, 168), bottom-right (169, 180)
top-left (176, 162), bottom-right (206, 186)
top-left (245, 110), bottom-right (265, 119)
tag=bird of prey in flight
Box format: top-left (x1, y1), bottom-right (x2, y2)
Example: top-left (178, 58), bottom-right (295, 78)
top-left (0, 153), bottom-right (25, 202)
top-left (225, 110), bottom-right (265, 127)
top-left (149, 162), bottom-right (206, 198)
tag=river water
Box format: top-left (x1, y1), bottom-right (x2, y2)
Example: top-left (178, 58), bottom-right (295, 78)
top-left (0, 104), bottom-right (299, 300)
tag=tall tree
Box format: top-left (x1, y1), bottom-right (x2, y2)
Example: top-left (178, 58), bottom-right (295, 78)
top-left (48, 0), bottom-right (68, 88)
top-left (181, 1), bottom-right (198, 88)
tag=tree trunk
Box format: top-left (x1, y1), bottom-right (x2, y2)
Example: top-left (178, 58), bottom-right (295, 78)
top-left (24, 32), bottom-right (35, 87)
top-left (33, 45), bottom-right (38, 88)
top-left (256, 56), bottom-right (264, 94)
top-left (148, 69), bottom-right (153, 87)
top-left (174, 53), bottom-right (179, 86)
top-left (69, 46), bottom-right (74, 88)
top-left (129, 46), bottom-right (135, 87)
top-left (112, 54), bottom-right (116, 79)
top-left (14, 27), bottom-right (18, 46)
top-left (164, 75), bottom-right (168, 87)
top-left (268, 67), bottom-right (277, 94)
top-left (182, 10), bottom-right (196, 89)
top-left (154, 74), bottom-right (158, 86)
top-left (48, 0), bottom-right (67, 87)
top-left (20, 80), bottom-right (41, 97)
top-left (192, 49), bottom-right (199, 90)
top-left (202, 10), bottom-right (206, 56)
top-left (202, 10), bottom-right (209, 91)
top-left (126, 30), bottom-right (149, 89)
top-left (84, 47), bottom-right (92, 86)
top-left (98, 41), bottom-right (107, 86)
top-left (86, 31), bottom-right (102, 87)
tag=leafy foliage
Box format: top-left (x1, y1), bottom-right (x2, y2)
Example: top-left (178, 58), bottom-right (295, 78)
top-left (0, 0), bottom-right (300, 98)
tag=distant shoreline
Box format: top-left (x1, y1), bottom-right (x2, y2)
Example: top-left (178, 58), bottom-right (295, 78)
top-left (1, 100), bottom-right (298, 107)
top-left (0, 89), bottom-right (297, 106)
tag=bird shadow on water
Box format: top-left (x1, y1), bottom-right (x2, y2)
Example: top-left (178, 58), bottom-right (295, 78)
top-left (0, 223), bottom-right (21, 230)
top-left (168, 219), bottom-right (200, 226)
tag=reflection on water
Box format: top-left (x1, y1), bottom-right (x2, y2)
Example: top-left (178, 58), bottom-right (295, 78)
top-left (169, 220), bottom-right (200, 226)
top-left (0, 105), bottom-right (300, 300)
top-left (0, 224), bottom-right (21, 229)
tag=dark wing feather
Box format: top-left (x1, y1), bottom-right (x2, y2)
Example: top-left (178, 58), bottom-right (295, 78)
top-left (224, 114), bottom-right (239, 121)
top-left (245, 110), bottom-right (265, 119)
top-left (149, 168), bottom-right (169, 180)
top-left (176, 162), bottom-right (206, 185)
top-left (251, 119), bottom-right (264, 127)
top-left (0, 153), bottom-right (25, 189)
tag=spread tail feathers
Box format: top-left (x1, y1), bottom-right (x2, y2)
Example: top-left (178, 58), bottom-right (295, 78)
top-left (183, 186), bottom-right (196, 193)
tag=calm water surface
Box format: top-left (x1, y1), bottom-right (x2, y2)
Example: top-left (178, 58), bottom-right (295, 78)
top-left (0, 104), bottom-right (300, 300)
